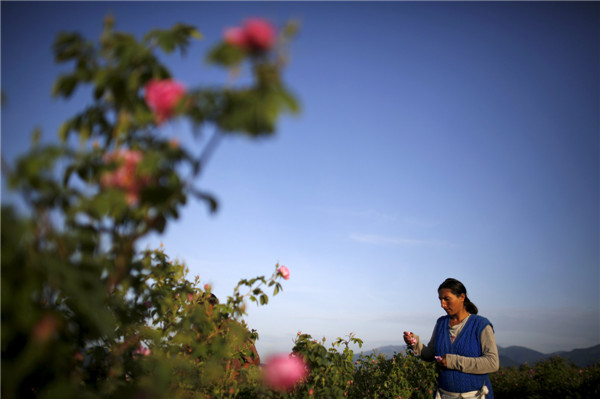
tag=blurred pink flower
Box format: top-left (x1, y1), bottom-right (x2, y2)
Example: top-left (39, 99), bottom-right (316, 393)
top-left (169, 138), bottom-right (180, 148)
top-left (224, 26), bottom-right (248, 47)
top-left (224, 18), bottom-right (276, 51)
top-left (32, 314), bottom-right (58, 344)
top-left (144, 79), bottom-right (186, 124)
top-left (133, 345), bottom-right (151, 357)
top-left (263, 354), bottom-right (307, 391)
top-left (73, 351), bottom-right (84, 362)
top-left (278, 265), bottom-right (290, 280)
top-left (244, 18), bottom-right (276, 50)
top-left (100, 149), bottom-right (149, 205)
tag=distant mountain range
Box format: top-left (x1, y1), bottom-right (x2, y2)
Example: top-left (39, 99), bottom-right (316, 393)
top-left (497, 344), bottom-right (600, 368)
top-left (354, 344), bottom-right (600, 368)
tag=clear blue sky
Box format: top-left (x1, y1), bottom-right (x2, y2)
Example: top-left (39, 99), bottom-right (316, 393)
top-left (2, 1), bottom-right (598, 358)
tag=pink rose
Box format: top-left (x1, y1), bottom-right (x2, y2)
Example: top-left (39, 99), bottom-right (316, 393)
top-left (263, 354), bottom-right (307, 391)
top-left (100, 149), bottom-right (149, 205)
top-left (244, 18), bottom-right (276, 50)
top-left (144, 79), bottom-right (186, 124)
top-left (224, 18), bottom-right (276, 51)
top-left (278, 265), bottom-right (290, 280)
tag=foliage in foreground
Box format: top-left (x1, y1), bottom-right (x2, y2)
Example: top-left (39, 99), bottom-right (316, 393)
top-left (261, 342), bottom-right (600, 399)
top-left (233, 334), bottom-right (438, 399)
top-left (2, 15), bottom-right (298, 399)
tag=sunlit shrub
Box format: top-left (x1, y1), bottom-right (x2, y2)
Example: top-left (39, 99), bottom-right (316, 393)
top-left (350, 349), bottom-right (437, 399)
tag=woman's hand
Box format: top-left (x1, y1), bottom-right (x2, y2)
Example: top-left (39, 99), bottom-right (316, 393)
top-left (435, 355), bottom-right (447, 368)
top-left (403, 331), bottom-right (417, 346)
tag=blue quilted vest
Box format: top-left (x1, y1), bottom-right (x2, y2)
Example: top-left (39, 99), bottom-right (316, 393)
top-left (434, 314), bottom-right (494, 398)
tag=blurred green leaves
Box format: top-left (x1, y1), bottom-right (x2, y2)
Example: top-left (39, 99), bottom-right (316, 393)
top-left (2, 14), bottom-right (301, 399)
top-left (144, 23), bottom-right (203, 55)
top-left (207, 42), bottom-right (247, 67)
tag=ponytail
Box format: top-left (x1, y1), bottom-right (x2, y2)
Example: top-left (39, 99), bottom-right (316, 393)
top-left (464, 296), bottom-right (478, 315)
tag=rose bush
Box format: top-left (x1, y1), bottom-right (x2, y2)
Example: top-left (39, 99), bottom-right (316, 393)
top-left (1, 14), bottom-right (299, 399)
top-left (350, 348), bottom-right (437, 399)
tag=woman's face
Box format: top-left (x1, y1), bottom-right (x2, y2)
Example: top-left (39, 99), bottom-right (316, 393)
top-left (438, 288), bottom-right (465, 317)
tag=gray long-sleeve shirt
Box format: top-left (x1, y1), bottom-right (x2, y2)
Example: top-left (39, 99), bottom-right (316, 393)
top-left (412, 314), bottom-right (499, 374)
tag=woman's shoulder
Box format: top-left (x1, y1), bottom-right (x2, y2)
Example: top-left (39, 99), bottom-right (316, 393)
top-left (470, 314), bottom-right (492, 323)
top-left (469, 314), bottom-right (494, 331)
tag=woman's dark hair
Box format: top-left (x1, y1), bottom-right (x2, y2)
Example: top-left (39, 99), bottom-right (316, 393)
top-left (438, 278), bottom-right (478, 314)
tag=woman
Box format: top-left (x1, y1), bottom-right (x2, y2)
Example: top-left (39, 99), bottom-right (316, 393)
top-left (404, 278), bottom-right (499, 399)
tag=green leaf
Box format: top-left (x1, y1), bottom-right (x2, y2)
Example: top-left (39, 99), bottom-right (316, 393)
top-left (52, 74), bottom-right (79, 98)
top-left (190, 29), bottom-right (203, 40)
top-left (144, 23), bottom-right (202, 55)
top-left (259, 294), bottom-right (268, 305)
top-left (157, 34), bottom-right (177, 53)
top-left (189, 188), bottom-right (218, 213)
top-left (277, 86), bottom-right (301, 114)
top-left (216, 90), bottom-right (276, 136)
top-left (53, 32), bottom-right (86, 62)
top-left (206, 43), bottom-right (246, 67)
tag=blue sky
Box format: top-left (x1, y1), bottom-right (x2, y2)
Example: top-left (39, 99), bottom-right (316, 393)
top-left (2, 1), bottom-right (598, 358)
